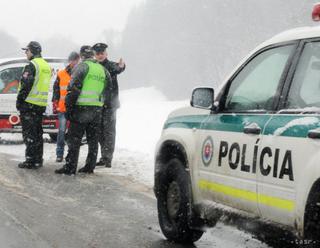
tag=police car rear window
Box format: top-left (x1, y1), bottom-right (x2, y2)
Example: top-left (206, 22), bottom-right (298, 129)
top-left (0, 67), bottom-right (23, 94)
top-left (287, 42), bottom-right (320, 109)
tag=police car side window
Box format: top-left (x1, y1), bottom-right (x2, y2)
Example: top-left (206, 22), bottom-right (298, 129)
top-left (224, 45), bottom-right (294, 112)
top-left (0, 67), bottom-right (23, 94)
top-left (287, 42), bottom-right (320, 109)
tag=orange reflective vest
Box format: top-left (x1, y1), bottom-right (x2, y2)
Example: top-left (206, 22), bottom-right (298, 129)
top-left (57, 69), bottom-right (71, 113)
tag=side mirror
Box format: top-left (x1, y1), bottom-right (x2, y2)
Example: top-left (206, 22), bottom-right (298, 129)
top-left (190, 87), bottom-right (214, 110)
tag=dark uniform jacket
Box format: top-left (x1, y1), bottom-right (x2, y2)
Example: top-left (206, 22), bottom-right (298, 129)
top-left (16, 55), bottom-right (46, 114)
top-left (99, 58), bottom-right (125, 109)
top-left (65, 58), bottom-right (112, 123)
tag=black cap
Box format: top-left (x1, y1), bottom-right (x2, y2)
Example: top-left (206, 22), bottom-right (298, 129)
top-left (80, 45), bottom-right (94, 58)
top-left (22, 41), bottom-right (42, 55)
top-left (92, 43), bottom-right (108, 53)
top-left (68, 51), bottom-right (80, 62)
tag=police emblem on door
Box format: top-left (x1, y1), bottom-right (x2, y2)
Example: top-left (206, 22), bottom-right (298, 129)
top-left (202, 137), bottom-right (213, 167)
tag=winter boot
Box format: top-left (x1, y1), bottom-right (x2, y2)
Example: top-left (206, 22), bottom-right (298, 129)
top-left (18, 161), bottom-right (33, 169)
top-left (55, 165), bottom-right (75, 175)
top-left (78, 165), bottom-right (94, 174)
top-left (105, 160), bottom-right (112, 168)
top-left (18, 161), bottom-right (43, 169)
top-left (33, 161), bottom-right (43, 169)
top-left (96, 159), bottom-right (106, 166)
top-left (96, 158), bottom-right (112, 168)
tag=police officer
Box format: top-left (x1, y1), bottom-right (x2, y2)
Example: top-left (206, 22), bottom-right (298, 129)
top-left (92, 43), bottom-right (125, 168)
top-left (55, 45), bottom-right (111, 175)
top-left (52, 51), bottom-right (80, 162)
top-left (17, 41), bottom-right (52, 169)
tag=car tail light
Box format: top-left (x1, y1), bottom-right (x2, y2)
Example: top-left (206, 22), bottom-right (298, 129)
top-left (312, 3), bottom-right (320, 21)
top-left (8, 114), bottom-right (20, 125)
top-left (0, 119), bottom-right (11, 129)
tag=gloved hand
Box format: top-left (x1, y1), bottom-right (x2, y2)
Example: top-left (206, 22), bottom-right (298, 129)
top-left (52, 101), bottom-right (58, 114)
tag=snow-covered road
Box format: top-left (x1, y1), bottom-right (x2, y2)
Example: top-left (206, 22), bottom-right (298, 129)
top-left (0, 87), bottom-right (298, 247)
top-left (0, 144), bottom-right (271, 248)
top-left (0, 87), bottom-right (178, 187)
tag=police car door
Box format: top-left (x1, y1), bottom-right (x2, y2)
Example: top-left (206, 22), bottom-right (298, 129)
top-left (258, 40), bottom-right (320, 227)
top-left (197, 44), bottom-right (296, 215)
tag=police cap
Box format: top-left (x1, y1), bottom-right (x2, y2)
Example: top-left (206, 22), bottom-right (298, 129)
top-left (92, 43), bottom-right (108, 53)
top-left (80, 45), bottom-right (94, 58)
top-left (21, 41), bottom-right (42, 55)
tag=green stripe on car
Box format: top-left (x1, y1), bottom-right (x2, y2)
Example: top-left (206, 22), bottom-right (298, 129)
top-left (164, 114), bottom-right (320, 138)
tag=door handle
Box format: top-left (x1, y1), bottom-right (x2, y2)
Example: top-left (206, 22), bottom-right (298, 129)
top-left (243, 123), bottom-right (261, 135)
top-left (308, 129), bottom-right (320, 139)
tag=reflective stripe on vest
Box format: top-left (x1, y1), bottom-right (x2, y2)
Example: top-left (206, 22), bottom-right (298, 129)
top-left (25, 58), bottom-right (52, 107)
top-left (57, 69), bottom-right (71, 112)
top-left (76, 61), bottom-right (106, 107)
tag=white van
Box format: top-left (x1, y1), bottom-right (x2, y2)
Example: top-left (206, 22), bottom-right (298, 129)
top-left (0, 57), bottom-right (66, 141)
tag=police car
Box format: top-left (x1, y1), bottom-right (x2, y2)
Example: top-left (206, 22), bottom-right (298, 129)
top-left (154, 4), bottom-right (320, 244)
top-left (0, 57), bottom-right (66, 141)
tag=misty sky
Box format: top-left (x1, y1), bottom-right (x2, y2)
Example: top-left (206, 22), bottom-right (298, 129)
top-left (0, 0), bottom-right (144, 45)
top-left (0, 0), bottom-right (316, 99)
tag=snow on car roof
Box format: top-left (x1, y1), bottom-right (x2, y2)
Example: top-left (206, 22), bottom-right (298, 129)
top-left (216, 26), bottom-right (320, 96)
top-left (0, 57), bottom-right (66, 66)
top-left (261, 25), bottom-right (320, 47)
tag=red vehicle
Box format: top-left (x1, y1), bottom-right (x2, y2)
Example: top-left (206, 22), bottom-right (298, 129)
top-left (0, 57), bottom-right (66, 141)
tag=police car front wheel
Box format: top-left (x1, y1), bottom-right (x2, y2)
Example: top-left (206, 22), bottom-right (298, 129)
top-left (157, 158), bottom-right (203, 243)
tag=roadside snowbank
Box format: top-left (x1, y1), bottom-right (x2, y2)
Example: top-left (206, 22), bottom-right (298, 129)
top-left (110, 87), bottom-right (188, 186)
top-left (117, 87), bottom-right (187, 155)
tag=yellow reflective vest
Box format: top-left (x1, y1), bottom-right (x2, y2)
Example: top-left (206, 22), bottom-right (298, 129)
top-left (76, 60), bottom-right (106, 107)
top-left (25, 58), bottom-right (52, 107)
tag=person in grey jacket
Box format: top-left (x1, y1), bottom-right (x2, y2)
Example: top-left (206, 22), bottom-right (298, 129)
top-left (92, 43), bottom-right (126, 168)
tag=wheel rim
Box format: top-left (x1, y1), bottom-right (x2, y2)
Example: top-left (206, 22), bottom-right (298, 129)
top-left (167, 181), bottom-right (181, 221)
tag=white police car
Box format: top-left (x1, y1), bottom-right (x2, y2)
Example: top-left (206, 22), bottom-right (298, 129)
top-left (0, 57), bottom-right (66, 141)
top-left (154, 5), bottom-right (320, 245)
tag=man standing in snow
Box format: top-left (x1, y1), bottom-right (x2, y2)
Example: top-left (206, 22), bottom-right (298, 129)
top-left (92, 43), bottom-right (125, 168)
top-left (16, 41), bottom-right (51, 169)
top-left (52, 51), bottom-right (80, 163)
top-left (55, 45), bottom-right (111, 175)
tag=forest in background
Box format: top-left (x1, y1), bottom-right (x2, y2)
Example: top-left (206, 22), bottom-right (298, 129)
top-left (0, 0), bottom-right (316, 99)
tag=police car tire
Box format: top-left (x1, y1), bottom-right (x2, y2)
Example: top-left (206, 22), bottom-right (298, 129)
top-left (304, 189), bottom-right (320, 246)
top-left (157, 158), bottom-right (203, 243)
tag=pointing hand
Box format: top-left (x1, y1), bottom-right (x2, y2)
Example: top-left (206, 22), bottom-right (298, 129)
top-left (118, 58), bottom-right (125, 68)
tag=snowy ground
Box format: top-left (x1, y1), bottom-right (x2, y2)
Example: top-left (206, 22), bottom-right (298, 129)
top-left (0, 87), bottom-right (275, 247)
top-left (0, 87), bottom-right (187, 187)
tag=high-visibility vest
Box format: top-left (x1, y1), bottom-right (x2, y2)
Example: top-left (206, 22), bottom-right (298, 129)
top-left (76, 61), bottom-right (106, 107)
top-left (25, 58), bottom-right (52, 107)
top-left (57, 69), bottom-right (71, 113)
